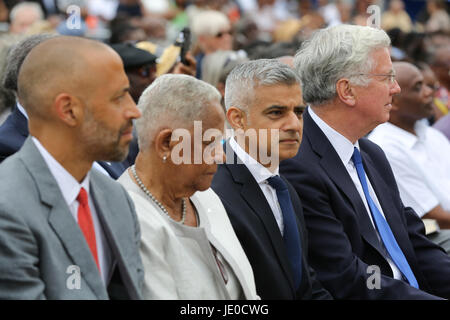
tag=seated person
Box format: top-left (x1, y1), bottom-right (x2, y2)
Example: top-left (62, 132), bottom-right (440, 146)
top-left (118, 74), bottom-right (258, 300)
top-left (369, 62), bottom-right (450, 253)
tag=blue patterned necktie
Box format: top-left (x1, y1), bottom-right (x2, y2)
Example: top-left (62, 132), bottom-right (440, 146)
top-left (267, 175), bottom-right (303, 289)
top-left (352, 147), bottom-right (419, 288)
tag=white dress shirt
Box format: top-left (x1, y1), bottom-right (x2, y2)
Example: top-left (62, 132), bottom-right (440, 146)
top-left (17, 102), bottom-right (28, 120)
top-left (32, 137), bottom-right (113, 284)
top-left (369, 120), bottom-right (450, 216)
top-left (229, 137), bottom-right (285, 235)
top-left (308, 107), bottom-right (402, 280)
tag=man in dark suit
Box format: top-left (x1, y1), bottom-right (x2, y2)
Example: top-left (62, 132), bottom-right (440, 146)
top-left (280, 24), bottom-right (450, 299)
top-left (0, 34), bottom-right (127, 178)
top-left (211, 59), bottom-right (332, 300)
top-left (0, 36), bottom-right (143, 299)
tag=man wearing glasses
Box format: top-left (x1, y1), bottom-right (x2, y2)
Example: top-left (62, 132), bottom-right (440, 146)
top-left (280, 24), bottom-right (450, 299)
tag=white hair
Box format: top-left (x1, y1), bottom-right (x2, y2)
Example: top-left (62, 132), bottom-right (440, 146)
top-left (224, 59), bottom-right (300, 112)
top-left (10, 2), bottom-right (44, 21)
top-left (190, 10), bottom-right (230, 37)
top-left (294, 24), bottom-right (391, 106)
top-left (201, 50), bottom-right (248, 87)
top-left (136, 74), bottom-right (222, 150)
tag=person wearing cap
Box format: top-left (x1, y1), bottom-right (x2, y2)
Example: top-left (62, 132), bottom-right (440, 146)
top-left (111, 42), bottom-right (197, 167)
top-left (111, 43), bottom-right (158, 103)
top-left (112, 42), bottom-right (197, 103)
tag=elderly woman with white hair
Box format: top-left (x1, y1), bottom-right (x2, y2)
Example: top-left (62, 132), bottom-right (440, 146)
top-left (118, 74), bottom-right (258, 300)
top-left (190, 10), bottom-right (234, 79)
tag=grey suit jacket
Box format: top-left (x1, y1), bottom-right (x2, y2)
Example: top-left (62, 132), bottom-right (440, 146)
top-left (0, 137), bottom-right (144, 299)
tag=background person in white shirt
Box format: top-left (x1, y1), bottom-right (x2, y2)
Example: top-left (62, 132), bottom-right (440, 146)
top-left (369, 61), bottom-right (450, 253)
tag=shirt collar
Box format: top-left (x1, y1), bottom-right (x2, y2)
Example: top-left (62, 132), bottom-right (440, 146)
top-left (17, 101), bottom-right (29, 120)
top-left (308, 106), bottom-right (359, 165)
top-left (32, 137), bottom-right (90, 207)
top-left (229, 137), bottom-right (279, 183)
top-left (373, 122), bottom-right (419, 149)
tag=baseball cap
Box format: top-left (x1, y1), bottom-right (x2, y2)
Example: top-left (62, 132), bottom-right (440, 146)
top-left (110, 42), bottom-right (157, 69)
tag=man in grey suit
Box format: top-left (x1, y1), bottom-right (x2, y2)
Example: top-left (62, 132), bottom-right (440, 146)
top-left (0, 36), bottom-right (144, 299)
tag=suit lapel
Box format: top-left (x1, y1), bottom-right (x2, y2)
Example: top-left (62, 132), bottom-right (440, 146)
top-left (19, 138), bottom-right (108, 298)
top-left (224, 142), bottom-right (296, 293)
top-left (89, 174), bottom-right (139, 299)
top-left (47, 204), bottom-right (108, 298)
top-left (194, 195), bottom-right (254, 299)
top-left (361, 148), bottom-right (417, 266)
top-left (304, 112), bottom-right (388, 260)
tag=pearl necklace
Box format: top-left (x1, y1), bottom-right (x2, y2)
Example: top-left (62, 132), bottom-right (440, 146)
top-left (131, 165), bottom-right (186, 224)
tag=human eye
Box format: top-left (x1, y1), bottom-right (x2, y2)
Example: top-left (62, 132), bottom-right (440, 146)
top-left (294, 107), bottom-right (305, 117)
top-left (388, 73), bottom-right (396, 84)
top-left (269, 110), bottom-right (283, 116)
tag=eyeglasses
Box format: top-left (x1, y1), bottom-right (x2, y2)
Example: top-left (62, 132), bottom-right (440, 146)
top-left (215, 30), bottom-right (232, 38)
top-left (357, 73), bottom-right (397, 84)
top-left (137, 64), bottom-right (156, 78)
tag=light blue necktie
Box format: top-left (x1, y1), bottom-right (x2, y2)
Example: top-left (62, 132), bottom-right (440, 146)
top-left (267, 175), bottom-right (303, 290)
top-left (352, 147), bottom-right (419, 288)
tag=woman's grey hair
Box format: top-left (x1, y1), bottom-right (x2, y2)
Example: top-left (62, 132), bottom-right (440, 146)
top-left (136, 74), bottom-right (222, 150)
top-left (2, 33), bottom-right (58, 93)
top-left (224, 59), bottom-right (300, 112)
top-left (201, 50), bottom-right (248, 88)
top-left (294, 24), bottom-right (391, 106)
top-left (190, 10), bottom-right (230, 37)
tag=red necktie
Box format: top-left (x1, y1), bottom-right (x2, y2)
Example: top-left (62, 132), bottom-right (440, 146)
top-left (77, 187), bottom-right (100, 272)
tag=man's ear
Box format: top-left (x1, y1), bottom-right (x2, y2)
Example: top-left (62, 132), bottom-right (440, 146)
top-left (154, 128), bottom-right (173, 160)
top-left (227, 106), bottom-right (247, 130)
top-left (336, 78), bottom-right (356, 107)
top-left (53, 93), bottom-right (79, 126)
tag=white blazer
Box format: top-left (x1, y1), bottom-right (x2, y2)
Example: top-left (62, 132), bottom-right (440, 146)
top-left (118, 172), bottom-right (259, 300)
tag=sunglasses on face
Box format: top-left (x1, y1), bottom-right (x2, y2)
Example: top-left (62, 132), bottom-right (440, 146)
top-left (137, 64), bottom-right (156, 78)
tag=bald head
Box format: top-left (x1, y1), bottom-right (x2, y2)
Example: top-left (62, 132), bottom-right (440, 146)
top-left (393, 61), bottom-right (420, 88)
top-left (391, 61), bottom-right (434, 123)
top-left (17, 36), bottom-right (123, 119)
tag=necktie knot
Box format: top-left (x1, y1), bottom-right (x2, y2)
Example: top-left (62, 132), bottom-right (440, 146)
top-left (352, 147), bottom-right (363, 165)
top-left (77, 187), bottom-right (89, 206)
top-left (267, 175), bottom-right (288, 192)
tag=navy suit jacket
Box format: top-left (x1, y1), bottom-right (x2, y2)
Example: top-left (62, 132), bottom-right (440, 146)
top-left (280, 109), bottom-right (450, 299)
top-left (0, 106), bottom-right (128, 179)
top-left (211, 142), bottom-right (332, 300)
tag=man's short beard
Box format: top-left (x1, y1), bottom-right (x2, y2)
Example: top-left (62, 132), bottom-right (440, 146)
top-left (80, 111), bottom-right (130, 162)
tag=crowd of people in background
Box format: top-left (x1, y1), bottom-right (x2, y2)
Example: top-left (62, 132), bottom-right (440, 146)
top-left (0, 0), bottom-right (449, 301)
top-left (0, 0), bottom-right (449, 123)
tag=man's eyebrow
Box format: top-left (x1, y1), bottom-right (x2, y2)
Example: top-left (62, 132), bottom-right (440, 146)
top-left (115, 87), bottom-right (131, 95)
top-left (295, 105), bottom-right (307, 110)
top-left (264, 105), bottom-right (307, 111)
top-left (265, 105), bottom-right (288, 111)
